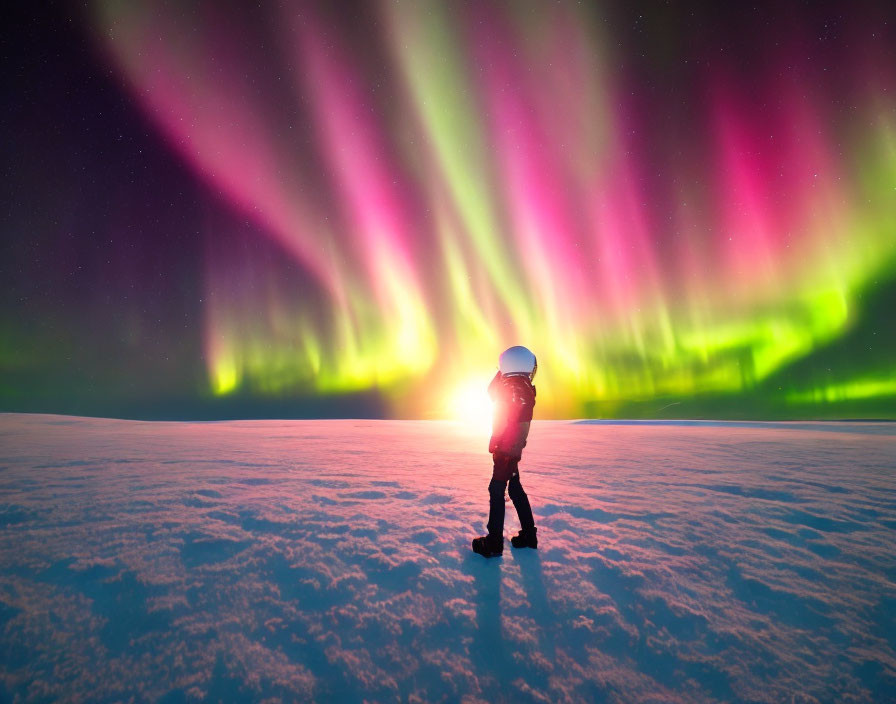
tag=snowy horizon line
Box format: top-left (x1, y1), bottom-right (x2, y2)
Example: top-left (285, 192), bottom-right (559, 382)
top-left (2, 412), bottom-right (894, 426)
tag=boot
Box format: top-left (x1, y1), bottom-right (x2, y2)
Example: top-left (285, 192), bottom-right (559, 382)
top-left (472, 533), bottom-right (504, 557)
top-left (511, 527), bottom-right (537, 549)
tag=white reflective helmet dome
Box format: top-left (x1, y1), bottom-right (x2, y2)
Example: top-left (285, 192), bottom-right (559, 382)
top-left (499, 346), bottom-right (537, 378)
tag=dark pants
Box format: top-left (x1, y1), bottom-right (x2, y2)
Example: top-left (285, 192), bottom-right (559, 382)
top-left (487, 453), bottom-right (535, 538)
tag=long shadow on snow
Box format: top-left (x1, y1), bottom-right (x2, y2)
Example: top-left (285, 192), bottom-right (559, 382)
top-left (510, 549), bottom-right (556, 662)
top-left (464, 549), bottom-right (563, 702)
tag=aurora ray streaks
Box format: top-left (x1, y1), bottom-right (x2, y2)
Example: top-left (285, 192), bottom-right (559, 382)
top-left (3, 1), bottom-right (895, 419)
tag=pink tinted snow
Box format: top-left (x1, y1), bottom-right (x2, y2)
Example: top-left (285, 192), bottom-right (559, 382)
top-left (0, 414), bottom-right (894, 702)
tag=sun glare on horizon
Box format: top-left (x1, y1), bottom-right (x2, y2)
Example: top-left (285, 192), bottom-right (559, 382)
top-left (449, 377), bottom-right (494, 429)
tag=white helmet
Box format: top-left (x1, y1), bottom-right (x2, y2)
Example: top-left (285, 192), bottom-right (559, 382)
top-left (499, 345), bottom-right (537, 379)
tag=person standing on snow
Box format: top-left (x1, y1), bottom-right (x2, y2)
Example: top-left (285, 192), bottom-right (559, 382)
top-left (472, 346), bottom-right (538, 557)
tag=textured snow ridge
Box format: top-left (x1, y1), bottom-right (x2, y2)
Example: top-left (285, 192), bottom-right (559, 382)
top-left (1, 414), bottom-right (894, 703)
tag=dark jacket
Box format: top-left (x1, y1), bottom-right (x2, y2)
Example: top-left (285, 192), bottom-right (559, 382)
top-left (488, 371), bottom-right (536, 458)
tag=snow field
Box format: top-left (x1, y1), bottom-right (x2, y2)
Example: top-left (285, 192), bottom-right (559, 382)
top-left (0, 415), bottom-right (894, 702)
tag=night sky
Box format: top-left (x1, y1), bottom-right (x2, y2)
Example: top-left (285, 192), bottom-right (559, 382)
top-left (2, 1), bottom-right (895, 420)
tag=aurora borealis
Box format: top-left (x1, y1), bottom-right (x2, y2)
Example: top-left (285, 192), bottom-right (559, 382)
top-left (2, 1), bottom-right (895, 419)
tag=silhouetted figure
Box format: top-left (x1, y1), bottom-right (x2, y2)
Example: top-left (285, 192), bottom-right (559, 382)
top-left (472, 346), bottom-right (538, 557)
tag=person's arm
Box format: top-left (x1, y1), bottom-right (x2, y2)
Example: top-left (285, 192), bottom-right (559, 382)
top-left (488, 372), bottom-right (505, 453)
top-left (506, 381), bottom-right (534, 456)
top-left (504, 421), bottom-right (531, 457)
top-left (487, 370), bottom-right (502, 401)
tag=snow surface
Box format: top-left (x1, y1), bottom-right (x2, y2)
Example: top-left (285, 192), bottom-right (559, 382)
top-left (1, 414), bottom-right (895, 703)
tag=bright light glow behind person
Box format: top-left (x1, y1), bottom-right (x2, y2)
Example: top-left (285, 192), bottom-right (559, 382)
top-left (449, 377), bottom-right (495, 431)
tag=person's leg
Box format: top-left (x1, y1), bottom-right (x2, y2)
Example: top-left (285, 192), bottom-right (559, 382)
top-left (486, 479), bottom-right (507, 538)
top-left (508, 473), bottom-right (535, 531)
top-left (486, 452), bottom-right (515, 539)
